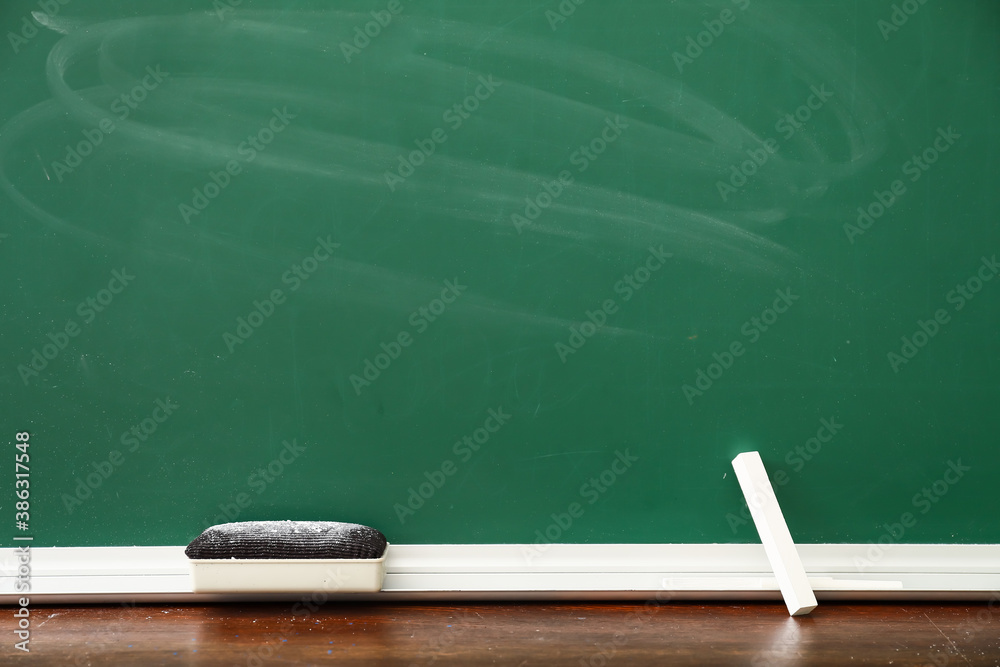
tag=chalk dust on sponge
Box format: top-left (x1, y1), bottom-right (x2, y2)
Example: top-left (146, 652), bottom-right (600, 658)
top-left (184, 520), bottom-right (387, 560)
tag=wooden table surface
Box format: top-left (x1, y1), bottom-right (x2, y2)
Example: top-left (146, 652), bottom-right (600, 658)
top-left (5, 601), bottom-right (1000, 666)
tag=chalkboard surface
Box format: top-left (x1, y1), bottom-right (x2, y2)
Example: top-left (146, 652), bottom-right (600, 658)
top-left (1, 0), bottom-right (997, 548)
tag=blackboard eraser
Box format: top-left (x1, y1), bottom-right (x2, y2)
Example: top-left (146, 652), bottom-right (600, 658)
top-left (185, 520), bottom-right (388, 593)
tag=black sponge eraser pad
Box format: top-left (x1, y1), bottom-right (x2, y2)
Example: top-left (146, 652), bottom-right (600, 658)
top-left (184, 520), bottom-right (388, 560)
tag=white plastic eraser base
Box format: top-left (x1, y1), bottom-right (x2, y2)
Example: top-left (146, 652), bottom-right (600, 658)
top-left (189, 550), bottom-right (388, 593)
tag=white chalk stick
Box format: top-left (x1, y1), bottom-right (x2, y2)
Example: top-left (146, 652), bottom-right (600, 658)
top-left (732, 451), bottom-right (818, 616)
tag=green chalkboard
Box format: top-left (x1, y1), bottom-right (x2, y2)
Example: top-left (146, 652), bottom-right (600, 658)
top-left (2, 0), bottom-right (998, 548)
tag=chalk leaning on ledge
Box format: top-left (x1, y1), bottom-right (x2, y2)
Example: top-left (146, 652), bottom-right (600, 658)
top-left (185, 520), bottom-right (389, 593)
top-left (731, 452), bottom-right (817, 616)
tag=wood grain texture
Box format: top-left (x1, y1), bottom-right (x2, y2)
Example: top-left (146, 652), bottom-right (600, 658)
top-left (4, 602), bottom-right (1000, 666)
